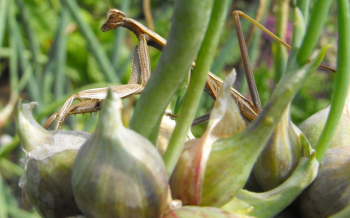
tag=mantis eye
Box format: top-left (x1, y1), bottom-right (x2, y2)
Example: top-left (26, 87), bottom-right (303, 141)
top-left (101, 9), bottom-right (125, 32)
top-left (107, 9), bottom-right (126, 21)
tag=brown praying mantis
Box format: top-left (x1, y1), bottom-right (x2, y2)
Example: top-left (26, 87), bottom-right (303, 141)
top-left (43, 2), bottom-right (335, 130)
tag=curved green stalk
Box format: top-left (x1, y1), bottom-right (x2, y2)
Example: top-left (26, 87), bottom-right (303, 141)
top-left (222, 148), bottom-right (318, 218)
top-left (15, 0), bottom-right (42, 81)
top-left (9, 0), bottom-right (40, 107)
top-left (296, 0), bottom-right (310, 22)
top-left (62, 0), bottom-right (120, 84)
top-left (315, 0), bottom-right (350, 162)
top-left (0, 0), bottom-right (20, 131)
top-left (42, 5), bottom-right (70, 102)
top-left (296, 0), bottom-right (332, 66)
top-left (0, 174), bottom-right (8, 218)
top-left (129, 0), bottom-right (215, 142)
top-left (286, 7), bottom-right (305, 72)
top-left (0, 135), bottom-right (19, 159)
top-left (9, 0), bottom-right (18, 97)
top-left (0, 158), bottom-right (23, 177)
top-left (272, 0), bottom-right (289, 82)
top-left (162, 0), bottom-right (232, 175)
top-left (54, 5), bottom-right (69, 99)
top-left (14, 20), bottom-right (42, 106)
top-left (0, 0), bottom-right (8, 48)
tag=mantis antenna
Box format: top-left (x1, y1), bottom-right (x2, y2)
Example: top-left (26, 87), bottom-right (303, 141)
top-left (101, 0), bottom-right (111, 9)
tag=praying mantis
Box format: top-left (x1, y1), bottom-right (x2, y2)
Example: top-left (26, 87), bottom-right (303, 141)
top-left (43, 2), bottom-right (334, 130)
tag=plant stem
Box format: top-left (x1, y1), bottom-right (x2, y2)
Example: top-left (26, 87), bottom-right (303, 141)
top-left (54, 5), bottom-right (69, 99)
top-left (15, 0), bottom-right (42, 82)
top-left (0, 0), bottom-right (8, 49)
top-left (315, 0), bottom-right (350, 162)
top-left (286, 7), bottom-right (306, 72)
top-left (9, 0), bottom-right (18, 97)
top-left (129, 0), bottom-right (215, 142)
top-left (296, 0), bottom-right (310, 22)
top-left (0, 158), bottom-right (23, 177)
top-left (162, 0), bottom-right (232, 175)
top-left (42, 4), bottom-right (70, 103)
top-left (0, 173), bottom-right (8, 218)
top-left (296, 0), bottom-right (332, 66)
top-left (13, 20), bottom-right (42, 107)
top-left (273, 0), bottom-right (289, 82)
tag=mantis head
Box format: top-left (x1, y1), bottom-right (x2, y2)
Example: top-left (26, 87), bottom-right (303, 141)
top-left (101, 9), bottom-right (126, 32)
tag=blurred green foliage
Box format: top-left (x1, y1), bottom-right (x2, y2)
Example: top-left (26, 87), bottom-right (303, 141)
top-left (0, 0), bottom-right (337, 216)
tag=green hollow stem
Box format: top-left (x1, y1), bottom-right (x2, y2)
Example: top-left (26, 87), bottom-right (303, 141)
top-left (0, 0), bottom-right (8, 48)
top-left (0, 135), bottom-right (19, 159)
top-left (162, 0), bottom-right (232, 176)
top-left (8, 0), bottom-right (19, 97)
top-left (0, 174), bottom-right (8, 218)
top-left (272, 0), bottom-right (289, 82)
top-left (13, 20), bottom-right (42, 107)
top-left (15, 0), bottom-right (42, 81)
top-left (296, 0), bottom-right (332, 66)
top-left (286, 7), bottom-right (306, 72)
top-left (9, 0), bottom-right (40, 107)
top-left (296, 0), bottom-right (310, 22)
top-left (42, 5), bottom-right (69, 103)
top-left (3, 186), bottom-right (20, 214)
top-left (315, 0), bottom-right (350, 162)
top-left (62, 0), bottom-right (120, 84)
top-left (54, 5), bottom-right (69, 99)
top-left (2, 0), bottom-right (19, 130)
top-left (129, 0), bottom-right (215, 142)
top-left (0, 158), bottom-right (23, 177)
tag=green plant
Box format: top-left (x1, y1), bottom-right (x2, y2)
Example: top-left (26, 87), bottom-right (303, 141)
top-left (1, 0), bottom-right (348, 217)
